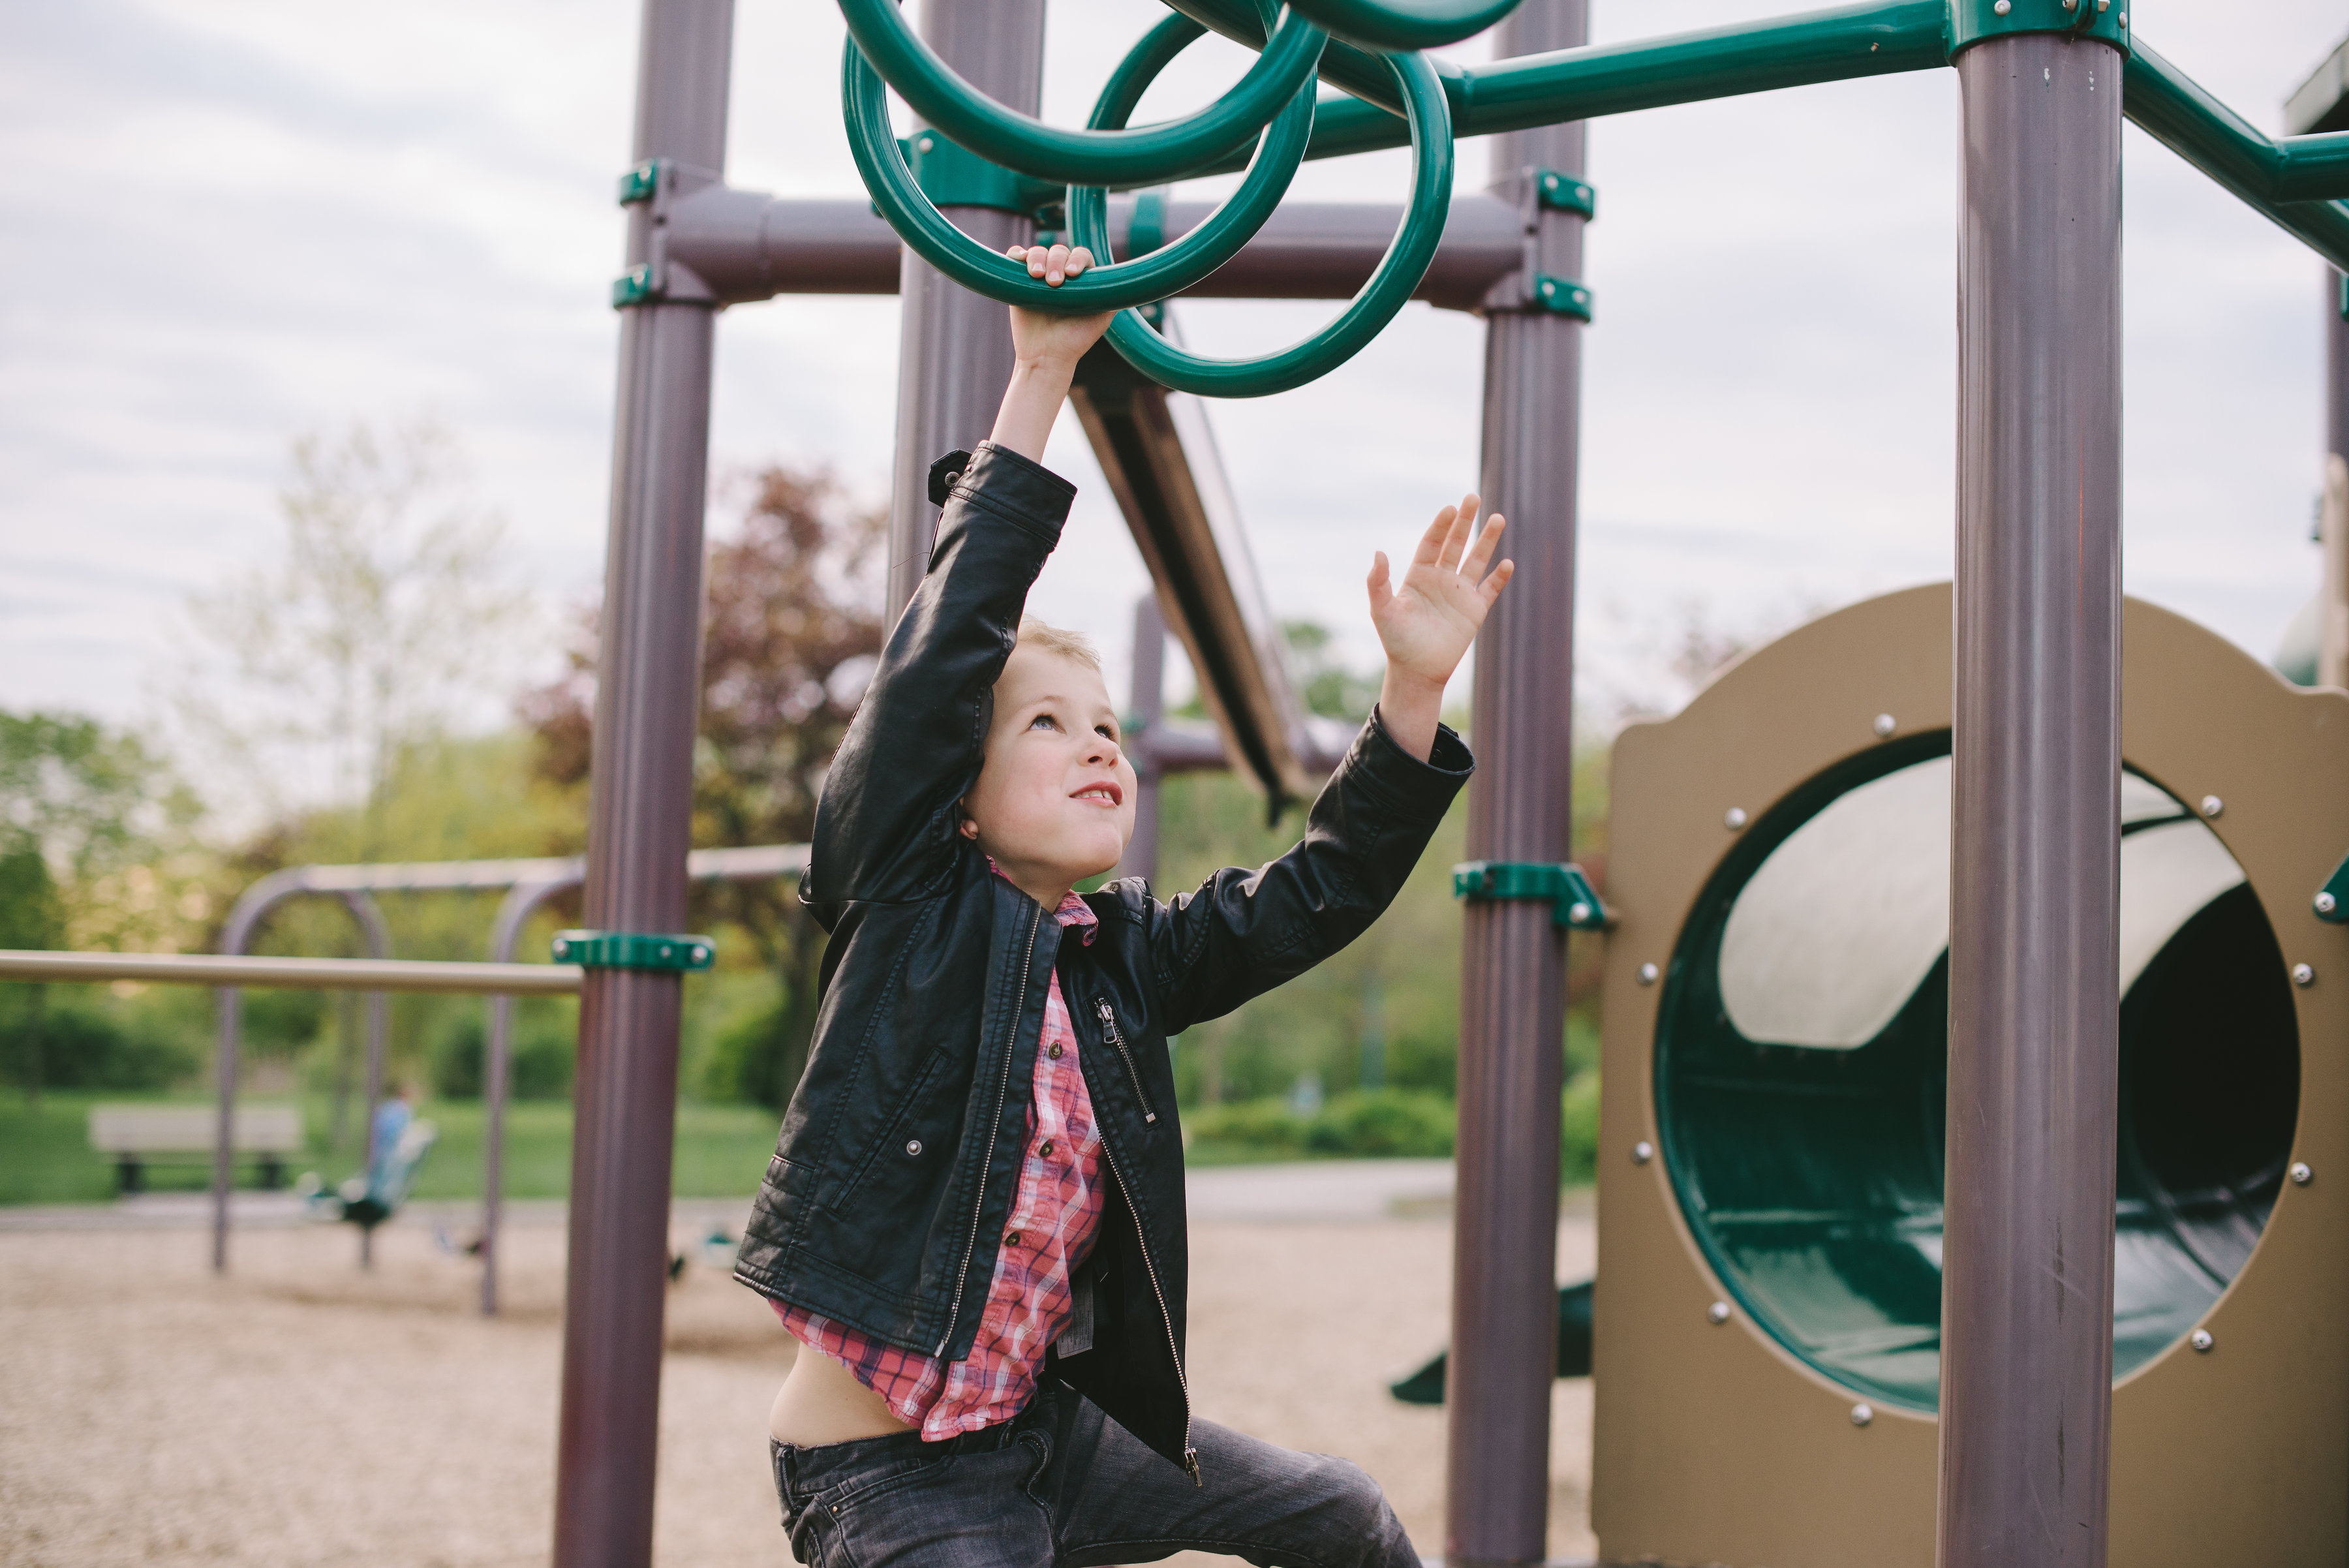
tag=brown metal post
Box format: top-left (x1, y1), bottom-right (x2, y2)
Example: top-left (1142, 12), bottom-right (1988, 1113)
top-left (1941, 30), bottom-right (2124, 1568)
top-left (1447, 3), bottom-right (1587, 1562)
top-left (550, 0), bottom-right (731, 1562)
top-left (884, 0), bottom-right (1048, 619)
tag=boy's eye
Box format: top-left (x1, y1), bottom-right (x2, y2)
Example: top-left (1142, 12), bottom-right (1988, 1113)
top-left (1030, 713), bottom-right (1057, 731)
top-left (1096, 724), bottom-right (1118, 741)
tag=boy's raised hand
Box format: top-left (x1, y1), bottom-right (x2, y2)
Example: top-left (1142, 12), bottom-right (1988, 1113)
top-left (988, 245), bottom-right (1116, 462)
top-left (1366, 494), bottom-right (1514, 760)
top-left (1005, 245), bottom-right (1115, 369)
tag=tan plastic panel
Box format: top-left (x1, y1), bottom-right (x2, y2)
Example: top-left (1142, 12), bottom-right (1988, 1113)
top-left (1591, 584), bottom-right (2349, 1567)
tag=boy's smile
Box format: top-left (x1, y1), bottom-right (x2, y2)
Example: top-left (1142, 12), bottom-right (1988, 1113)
top-left (961, 642), bottom-right (1139, 907)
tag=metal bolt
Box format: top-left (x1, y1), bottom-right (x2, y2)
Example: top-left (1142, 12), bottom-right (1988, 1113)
top-left (1992, 0), bottom-right (2009, 11)
top-left (2320, 891), bottom-right (2339, 916)
top-left (1631, 1140), bottom-right (1655, 1165)
top-left (1567, 901), bottom-right (1593, 925)
top-left (2190, 1329), bottom-right (2213, 1353)
top-left (905, 1139), bottom-right (923, 1156)
top-left (2200, 795), bottom-right (2223, 818)
top-left (2295, 962), bottom-right (2317, 987)
top-left (2062, 0), bottom-right (2076, 9)
top-left (1724, 807), bottom-right (1749, 831)
top-left (2118, 10), bottom-right (2126, 24)
top-left (1872, 713), bottom-right (1896, 737)
top-left (2292, 1161), bottom-right (2314, 1186)
top-left (916, 135), bottom-right (935, 153)
top-left (1707, 1300), bottom-right (1731, 1325)
top-left (1636, 962), bottom-right (1659, 986)
top-left (1850, 1402), bottom-right (1875, 1427)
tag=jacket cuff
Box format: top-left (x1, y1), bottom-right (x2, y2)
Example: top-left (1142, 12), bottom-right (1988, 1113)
top-left (941, 441), bottom-right (1078, 546)
top-left (1350, 706), bottom-right (1475, 815)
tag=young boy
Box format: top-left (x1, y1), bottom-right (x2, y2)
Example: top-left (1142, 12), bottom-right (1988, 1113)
top-left (733, 242), bottom-right (1513, 1568)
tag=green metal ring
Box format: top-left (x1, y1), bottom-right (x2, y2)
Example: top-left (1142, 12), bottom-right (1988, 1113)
top-left (842, 16), bottom-right (1318, 314)
top-left (836, 0), bottom-right (1327, 187)
top-left (1074, 44), bottom-right (1452, 397)
top-left (1285, 0), bottom-right (1523, 52)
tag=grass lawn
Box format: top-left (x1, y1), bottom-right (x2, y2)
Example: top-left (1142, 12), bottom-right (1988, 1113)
top-left (0, 1090), bottom-right (787, 1207)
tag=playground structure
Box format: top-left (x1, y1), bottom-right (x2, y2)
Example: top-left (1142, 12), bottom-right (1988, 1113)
top-left (11, 0), bottom-right (2349, 1563)
top-left (1598, 586), bottom-right (2349, 1564)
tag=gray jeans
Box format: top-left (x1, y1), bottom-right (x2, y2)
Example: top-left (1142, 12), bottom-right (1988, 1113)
top-left (769, 1389), bottom-right (1422, 1568)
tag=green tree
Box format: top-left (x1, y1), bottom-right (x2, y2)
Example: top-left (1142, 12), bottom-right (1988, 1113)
top-left (173, 419), bottom-right (527, 852)
top-left (523, 463), bottom-right (885, 1109)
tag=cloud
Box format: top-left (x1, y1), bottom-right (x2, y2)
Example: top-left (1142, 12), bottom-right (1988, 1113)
top-left (4, 0), bottom-right (2345, 769)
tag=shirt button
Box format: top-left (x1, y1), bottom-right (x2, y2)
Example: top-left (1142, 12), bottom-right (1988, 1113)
top-left (1004, 1230), bottom-right (1022, 1247)
top-left (1038, 1139), bottom-right (1054, 1158)
top-left (1048, 1043), bottom-right (1064, 1060)
top-left (904, 1139), bottom-right (922, 1156)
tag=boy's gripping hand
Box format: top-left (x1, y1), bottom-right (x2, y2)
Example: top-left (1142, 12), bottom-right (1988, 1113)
top-left (1367, 494), bottom-right (1515, 760)
top-left (987, 245), bottom-right (1116, 463)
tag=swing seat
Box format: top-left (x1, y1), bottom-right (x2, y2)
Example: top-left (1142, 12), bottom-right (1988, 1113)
top-left (299, 1118), bottom-right (438, 1231)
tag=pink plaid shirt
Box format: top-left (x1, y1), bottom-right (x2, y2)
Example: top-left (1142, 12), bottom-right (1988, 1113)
top-left (772, 878), bottom-right (1106, 1441)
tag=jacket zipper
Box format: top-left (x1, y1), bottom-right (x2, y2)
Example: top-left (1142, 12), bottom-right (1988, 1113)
top-left (1101, 1137), bottom-right (1200, 1486)
top-left (1096, 1000), bottom-right (1157, 1124)
top-left (936, 902), bottom-right (1043, 1357)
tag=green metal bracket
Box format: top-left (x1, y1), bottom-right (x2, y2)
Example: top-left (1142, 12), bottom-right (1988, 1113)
top-left (1535, 169), bottom-right (1595, 219)
top-left (1531, 274), bottom-right (1594, 320)
top-left (617, 160), bottom-right (660, 207)
top-left (2337, 272), bottom-right (2348, 322)
top-left (1452, 861), bottom-right (1610, 930)
top-left (898, 132), bottom-right (1062, 218)
top-left (1946, 0), bottom-right (2129, 59)
top-left (2316, 853), bottom-right (2349, 923)
top-left (551, 930), bottom-right (717, 972)
top-left (611, 264), bottom-right (654, 310)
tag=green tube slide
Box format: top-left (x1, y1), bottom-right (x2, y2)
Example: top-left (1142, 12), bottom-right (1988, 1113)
top-left (1655, 734), bottom-right (2299, 1411)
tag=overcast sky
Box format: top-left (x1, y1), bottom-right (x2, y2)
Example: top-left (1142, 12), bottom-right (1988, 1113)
top-left (6, 0), bottom-right (2348, 790)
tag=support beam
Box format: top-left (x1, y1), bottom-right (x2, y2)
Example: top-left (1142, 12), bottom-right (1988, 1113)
top-left (1072, 341), bottom-right (1340, 809)
top-left (1941, 29), bottom-right (2124, 1568)
top-left (669, 190), bottom-right (1524, 311)
top-left (1448, 2), bottom-right (1587, 1562)
top-left (885, 0), bottom-right (1047, 619)
top-left (553, 0), bottom-right (731, 1562)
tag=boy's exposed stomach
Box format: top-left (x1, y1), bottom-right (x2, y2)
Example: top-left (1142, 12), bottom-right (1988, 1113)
top-left (770, 1342), bottom-right (919, 1447)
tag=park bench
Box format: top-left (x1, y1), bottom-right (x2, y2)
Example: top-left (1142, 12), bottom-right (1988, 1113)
top-left (87, 1104), bottom-right (304, 1195)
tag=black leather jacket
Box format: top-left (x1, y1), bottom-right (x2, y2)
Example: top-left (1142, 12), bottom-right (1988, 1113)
top-left (733, 441), bottom-right (1473, 1478)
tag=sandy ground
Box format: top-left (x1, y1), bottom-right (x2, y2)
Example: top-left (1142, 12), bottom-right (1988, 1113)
top-left (0, 1170), bottom-right (1596, 1567)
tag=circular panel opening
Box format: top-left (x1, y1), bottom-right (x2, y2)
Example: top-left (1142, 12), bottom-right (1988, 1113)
top-left (1655, 735), bottom-right (2299, 1411)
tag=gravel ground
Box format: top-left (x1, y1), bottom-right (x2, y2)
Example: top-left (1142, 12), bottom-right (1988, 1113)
top-left (0, 1179), bottom-right (1596, 1567)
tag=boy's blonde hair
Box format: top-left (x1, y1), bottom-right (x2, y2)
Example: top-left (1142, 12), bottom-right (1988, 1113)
top-left (1015, 617), bottom-right (1101, 672)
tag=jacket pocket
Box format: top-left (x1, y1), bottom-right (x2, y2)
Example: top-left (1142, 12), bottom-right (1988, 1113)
top-left (828, 1045), bottom-right (955, 1214)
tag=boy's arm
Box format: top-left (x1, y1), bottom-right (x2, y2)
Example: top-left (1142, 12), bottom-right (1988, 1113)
top-left (805, 253), bottom-right (1113, 911)
top-left (1149, 711), bottom-right (1473, 1034)
top-left (1148, 489), bottom-right (1511, 1030)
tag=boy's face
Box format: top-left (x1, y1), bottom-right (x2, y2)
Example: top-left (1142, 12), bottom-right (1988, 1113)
top-left (962, 645), bottom-right (1137, 894)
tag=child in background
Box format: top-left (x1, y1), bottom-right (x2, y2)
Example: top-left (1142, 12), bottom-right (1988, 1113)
top-left (733, 241), bottom-right (1514, 1567)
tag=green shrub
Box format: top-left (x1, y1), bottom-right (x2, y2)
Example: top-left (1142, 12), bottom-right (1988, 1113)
top-left (1187, 1088), bottom-right (1456, 1160)
top-left (0, 1002), bottom-right (195, 1092)
top-left (431, 1011), bottom-right (575, 1101)
top-left (1560, 1071), bottom-right (1601, 1185)
top-left (1186, 1096), bottom-right (1311, 1158)
top-left (701, 1000), bottom-right (808, 1110)
top-left (1304, 1088), bottom-right (1456, 1157)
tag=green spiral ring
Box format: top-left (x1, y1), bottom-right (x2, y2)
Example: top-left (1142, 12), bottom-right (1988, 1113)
top-left (837, 0), bottom-right (1327, 187)
top-left (1074, 45), bottom-right (1454, 398)
top-left (841, 10), bottom-right (1319, 315)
